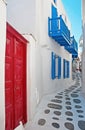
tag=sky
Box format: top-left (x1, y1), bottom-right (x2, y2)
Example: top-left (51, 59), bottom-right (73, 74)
top-left (62, 0), bottom-right (82, 44)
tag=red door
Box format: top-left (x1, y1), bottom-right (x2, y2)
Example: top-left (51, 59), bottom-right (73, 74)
top-left (5, 32), bottom-right (14, 130)
top-left (5, 23), bottom-right (27, 130)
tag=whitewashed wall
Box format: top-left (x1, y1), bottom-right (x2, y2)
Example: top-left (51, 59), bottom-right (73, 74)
top-left (26, 35), bottom-right (43, 120)
top-left (7, 0), bottom-right (72, 123)
top-left (34, 0), bottom-right (72, 94)
top-left (57, 0), bottom-right (71, 30)
top-left (42, 46), bottom-right (72, 95)
top-left (0, 0), bottom-right (6, 130)
top-left (7, 0), bottom-right (36, 36)
top-left (82, 0), bottom-right (85, 94)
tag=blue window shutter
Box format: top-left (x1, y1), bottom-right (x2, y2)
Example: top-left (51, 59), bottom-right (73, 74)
top-left (68, 62), bottom-right (70, 78)
top-left (67, 61), bottom-right (70, 78)
top-left (58, 57), bottom-right (61, 79)
top-left (48, 17), bottom-right (50, 36)
top-left (63, 59), bottom-right (70, 79)
top-left (63, 59), bottom-right (65, 78)
top-left (51, 52), bottom-right (56, 79)
top-left (51, 52), bottom-right (54, 79)
top-left (51, 52), bottom-right (62, 80)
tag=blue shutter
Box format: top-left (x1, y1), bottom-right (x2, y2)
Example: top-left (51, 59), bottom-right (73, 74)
top-left (48, 17), bottom-right (50, 36)
top-left (67, 61), bottom-right (70, 78)
top-left (51, 52), bottom-right (56, 79)
top-left (51, 52), bottom-right (62, 80)
top-left (63, 59), bottom-right (65, 78)
top-left (58, 57), bottom-right (61, 79)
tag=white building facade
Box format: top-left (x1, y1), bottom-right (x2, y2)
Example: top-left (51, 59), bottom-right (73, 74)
top-left (0, 0), bottom-right (78, 129)
top-left (82, 0), bottom-right (85, 94)
top-left (0, 0), bottom-right (6, 130)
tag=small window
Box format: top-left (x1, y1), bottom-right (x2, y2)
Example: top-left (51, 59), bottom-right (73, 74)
top-left (51, 52), bottom-right (61, 79)
top-left (63, 59), bottom-right (70, 78)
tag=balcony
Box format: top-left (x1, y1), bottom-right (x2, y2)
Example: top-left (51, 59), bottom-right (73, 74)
top-left (65, 36), bottom-right (78, 58)
top-left (48, 15), bottom-right (70, 46)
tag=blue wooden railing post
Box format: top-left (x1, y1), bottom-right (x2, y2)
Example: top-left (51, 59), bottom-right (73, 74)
top-left (48, 17), bottom-right (50, 36)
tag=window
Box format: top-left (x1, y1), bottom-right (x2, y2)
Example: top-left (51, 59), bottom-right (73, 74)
top-left (63, 59), bottom-right (70, 78)
top-left (51, 52), bottom-right (61, 79)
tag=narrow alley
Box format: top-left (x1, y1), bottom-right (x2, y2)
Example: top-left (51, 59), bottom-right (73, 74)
top-left (0, 0), bottom-right (85, 130)
top-left (25, 78), bottom-right (85, 130)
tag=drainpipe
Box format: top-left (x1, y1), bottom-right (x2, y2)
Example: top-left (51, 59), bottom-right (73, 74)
top-left (82, 0), bottom-right (85, 94)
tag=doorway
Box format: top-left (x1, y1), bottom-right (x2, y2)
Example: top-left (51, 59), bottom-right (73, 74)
top-left (5, 23), bottom-right (27, 130)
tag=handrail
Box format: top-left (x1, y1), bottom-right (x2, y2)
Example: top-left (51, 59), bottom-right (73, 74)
top-left (70, 36), bottom-right (78, 52)
top-left (48, 16), bottom-right (70, 41)
top-left (60, 16), bottom-right (70, 40)
top-left (48, 17), bottom-right (78, 53)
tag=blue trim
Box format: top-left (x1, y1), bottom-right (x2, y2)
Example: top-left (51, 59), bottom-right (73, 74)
top-left (51, 52), bottom-right (61, 80)
top-left (63, 59), bottom-right (65, 78)
top-left (63, 59), bottom-right (70, 78)
top-left (65, 36), bottom-right (78, 58)
top-left (72, 54), bottom-right (78, 58)
top-left (67, 61), bottom-right (70, 78)
top-left (51, 52), bottom-right (55, 79)
top-left (58, 56), bottom-right (61, 79)
top-left (48, 16), bottom-right (70, 46)
top-left (49, 2), bottom-right (78, 58)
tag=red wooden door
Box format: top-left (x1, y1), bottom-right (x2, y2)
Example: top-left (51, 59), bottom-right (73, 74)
top-left (14, 38), bottom-right (26, 127)
top-left (5, 23), bottom-right (27, 130)
top-left (5, 32), bottom-right (14, 130)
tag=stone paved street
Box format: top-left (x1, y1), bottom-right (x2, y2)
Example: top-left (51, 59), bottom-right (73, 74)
top-left (25, 79), bottom-right (85, 130)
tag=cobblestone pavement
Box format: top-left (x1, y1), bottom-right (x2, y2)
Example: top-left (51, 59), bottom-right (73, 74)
top-left (25, 79), bottom-right (85, 130)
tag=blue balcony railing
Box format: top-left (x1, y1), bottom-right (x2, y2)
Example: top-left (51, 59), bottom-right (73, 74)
top-left (65, 36), bottom-right (78, 58)
top-left (48, 15), bottom-right (70, 46)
